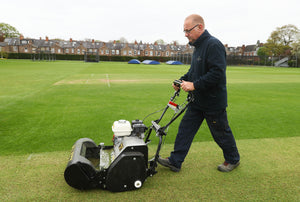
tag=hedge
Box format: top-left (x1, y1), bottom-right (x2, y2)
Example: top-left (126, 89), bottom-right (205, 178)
top-left (5, 53), bottom-right (172, 63)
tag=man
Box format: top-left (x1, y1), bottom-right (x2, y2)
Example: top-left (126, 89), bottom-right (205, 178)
top-left (158, 14), bottom-right (240, 172)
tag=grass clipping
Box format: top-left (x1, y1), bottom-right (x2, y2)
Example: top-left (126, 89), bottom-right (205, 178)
top-left (0, 137), bottom-right (299, 201)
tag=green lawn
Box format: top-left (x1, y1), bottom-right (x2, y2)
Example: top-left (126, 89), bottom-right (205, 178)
top-left (0, 60), bottom-right (299, 201)
top-left (1, 60), bottom-right (299, 155)
top-left (0, 137), bottom-right (299, 201)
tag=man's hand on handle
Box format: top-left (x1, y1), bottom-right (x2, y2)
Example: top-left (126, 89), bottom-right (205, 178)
top-left (180, 80), bottom-right (195, 92)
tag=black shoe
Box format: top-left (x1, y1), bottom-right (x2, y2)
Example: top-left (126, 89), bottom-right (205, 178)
top-left (157, 157), bottom-right (180, 172)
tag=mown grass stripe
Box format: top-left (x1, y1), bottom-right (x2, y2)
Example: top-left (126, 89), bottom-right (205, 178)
top-left (0, 137), bottom-right (298, 201)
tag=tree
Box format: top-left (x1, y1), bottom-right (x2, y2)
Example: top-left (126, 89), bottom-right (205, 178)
top-left (291, 33), bottom-right (300, 54)
top-left (274, 24), bottom-right (299, 46)
top-left (291, 33), bottom-right (300, 67)
top-left (119, 37), bottom-right (128, 43)
top-left (154, 39), bottom-right (165, 45)
top-left (264, 38), bottom-right (288, 56)
top-left (263, 24), bottom-right (299, 56)
top-left (0, 23), bottom-right (21, 38)
top-left (257, 46), bottom-right (268, 58)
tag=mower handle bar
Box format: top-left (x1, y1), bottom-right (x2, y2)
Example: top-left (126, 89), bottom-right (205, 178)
top-left (147, 90), bottom-right (193, 175)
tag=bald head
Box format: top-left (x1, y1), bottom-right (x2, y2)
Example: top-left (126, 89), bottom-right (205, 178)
top-left (185, 14), bottom-right (205, 29)
top-left (184, 14), bottom-right (205, 43)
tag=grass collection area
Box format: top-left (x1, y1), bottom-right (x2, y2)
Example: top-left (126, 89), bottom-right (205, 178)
top-left (0, 60), bottom-right (299, 201)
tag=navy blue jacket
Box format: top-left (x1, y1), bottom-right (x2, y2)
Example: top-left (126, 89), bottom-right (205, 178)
top-left (180, 30), bottom-right (227, 111)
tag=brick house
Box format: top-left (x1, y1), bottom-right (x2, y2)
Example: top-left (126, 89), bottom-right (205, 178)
top-left (4, 35), bottom-right (259, 63)
top-left (19, 38), bottom-right (34, 53)
top-left (143, 43), bottom-right (154, 57)
top-left (164, 44), bottom-right (175, 57)
top-left (121, 43), bottom-right (135, 56)
top-left (4, 37), bottom-right (20, 53)
top-left (224, 44), bottom-right (239, 56)
top-left (243, 41), bottom-right (263, 56)
top-left (110, 41), bottom-right (124, 56)
top-left (74, 40), bottom-right (86, 55)
top-left (236, 45), bottom-right (245, 56)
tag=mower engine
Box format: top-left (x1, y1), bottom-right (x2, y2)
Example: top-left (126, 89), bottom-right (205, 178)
top-left (64, 119), bottom-right (148, 192)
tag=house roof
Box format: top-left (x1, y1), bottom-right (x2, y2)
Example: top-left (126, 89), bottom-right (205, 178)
top-left (244, 45), bottom-right (256, 52)
top-left (0, 42), bottom-right (7, 47)
top-left (4, 38), bottom-right (20, 45)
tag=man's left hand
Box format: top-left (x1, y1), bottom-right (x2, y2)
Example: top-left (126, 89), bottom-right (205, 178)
top-left (181, 80), bottom-right (195, 92)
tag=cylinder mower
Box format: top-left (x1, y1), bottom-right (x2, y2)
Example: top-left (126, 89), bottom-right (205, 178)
top-left (64, 80), bottom-right (193, 192)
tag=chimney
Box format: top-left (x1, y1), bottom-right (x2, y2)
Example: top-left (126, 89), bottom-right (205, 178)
top-left (20, 34), bottom-right (24, 40)
top-left (46, 36), bottom-right (49, 41)
top-left (92, 39), bottom-right (95, 43)
top-left (174, 41), bottom-right (177, 46)
top-left (242, 45), bottom-right (245, 55)
top-left (70, 38), bottom-right (72, 42)
top-left (0, 31), bottom-right (4, 42)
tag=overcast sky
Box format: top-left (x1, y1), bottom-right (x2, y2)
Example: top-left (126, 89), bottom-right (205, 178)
top-left (2, 0), bottom-right (299, 47)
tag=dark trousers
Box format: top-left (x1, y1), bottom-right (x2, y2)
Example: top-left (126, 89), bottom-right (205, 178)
top-left (169, 106), bottom-right (240, 169)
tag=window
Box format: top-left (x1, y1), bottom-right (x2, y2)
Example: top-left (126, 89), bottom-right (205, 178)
top-left (106, 50), bottom-right (109, 55)
top-left (71, 49), bottom-right (74, 53)
top-left (112, 50), bottom-right (115, 55)
top-left (116, 50), bottom-right (119, 55)
top-left (66, 49), bottom-right (69, 53)
top-left (166, 51), bottom-right (169, 56)
top-left (77, 49), bottom-right (80, 54)
top-left (51, 48), bottom-right (55, 53)
top-left (145, 51), bottom-right (148, 56)
top-left (58, 49), bottom-right (61, 53)
top-left (123, 50), bottom-right (127, 55)
top-left (150, 51), bottom-right (153, 56)
top-left (24, 47), bottom-right (28, 53)
top-left (128, 50), bottom-right (132, 55)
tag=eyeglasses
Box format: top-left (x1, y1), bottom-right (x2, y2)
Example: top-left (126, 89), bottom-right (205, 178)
top-left (183, 24), bottom-right (199, 34)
